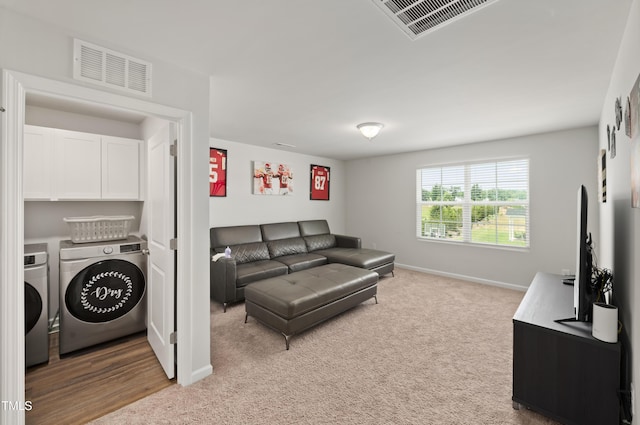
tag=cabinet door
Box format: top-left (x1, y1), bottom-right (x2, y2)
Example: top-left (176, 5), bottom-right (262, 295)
top-left (101, 136), bottom-right (142, 200)
top-left (53, 129), bottom-right (102, 200)
top-left (23, 125), bottom-right (53, 200)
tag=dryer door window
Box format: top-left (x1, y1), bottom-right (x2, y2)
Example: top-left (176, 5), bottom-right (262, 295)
top-left (65, 259), bottom-right (145, 323)
top-left (25, 282), bottom-right (43, 334)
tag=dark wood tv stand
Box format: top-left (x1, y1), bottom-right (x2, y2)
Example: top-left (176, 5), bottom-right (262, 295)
top-left (512, 272), bottom-right (621, 425)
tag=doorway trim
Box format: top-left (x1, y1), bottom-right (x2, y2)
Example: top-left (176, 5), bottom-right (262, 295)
top-left (1, 69), bottom-right (202, 424)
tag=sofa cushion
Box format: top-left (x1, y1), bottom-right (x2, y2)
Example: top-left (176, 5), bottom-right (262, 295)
top-left (304, 234), bottom-right (336, 252)
top-left (274, 253), bottom-right (328, 273)
top-left (267, 237), bottom-right (308, 258)
top-left (236, 260), bottom-right (288, 287)
top-left (230, 242), bottom-right (270, 264)
top-left (314, 247), bottom-right (395, 270)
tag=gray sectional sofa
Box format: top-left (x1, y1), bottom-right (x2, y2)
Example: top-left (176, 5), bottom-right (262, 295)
top-left (210, 219), bottom-right (395, 312)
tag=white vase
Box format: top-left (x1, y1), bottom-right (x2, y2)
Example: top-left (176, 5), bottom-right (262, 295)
top-left (592, 302), bottom-right (618, 343)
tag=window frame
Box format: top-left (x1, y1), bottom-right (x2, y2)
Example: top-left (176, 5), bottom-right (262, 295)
top-left (416, 157), bottom-right (530, 249)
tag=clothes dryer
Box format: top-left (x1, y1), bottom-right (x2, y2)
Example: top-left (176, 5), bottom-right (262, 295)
top-left (24, 243), bottom-right (49, 367)
top-left (59, 236), bottom-right (147, 355)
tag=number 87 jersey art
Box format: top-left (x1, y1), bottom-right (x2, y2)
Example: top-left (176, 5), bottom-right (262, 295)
top-left (310, 165), bottom-right (330, 200)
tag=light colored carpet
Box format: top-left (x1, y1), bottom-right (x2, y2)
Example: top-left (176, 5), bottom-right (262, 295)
top-left (91, 268), bottom-right (558, 424)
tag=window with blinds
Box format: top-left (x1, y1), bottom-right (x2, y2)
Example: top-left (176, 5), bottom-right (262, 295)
top-left (416, 158), bottom-right (529, 248)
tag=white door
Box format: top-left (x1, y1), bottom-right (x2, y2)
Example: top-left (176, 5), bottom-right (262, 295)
top-left (146, 122), bottom-right (176, 379)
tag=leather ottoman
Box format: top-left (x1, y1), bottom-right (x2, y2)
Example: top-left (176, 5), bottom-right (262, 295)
top-left (244, 263), bottom-right (379, 349)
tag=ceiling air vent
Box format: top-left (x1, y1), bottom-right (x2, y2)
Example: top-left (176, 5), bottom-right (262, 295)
top-left (373, 0), bottom-right (499, 40)
top-left (73, 39), bottom-right (152, 97)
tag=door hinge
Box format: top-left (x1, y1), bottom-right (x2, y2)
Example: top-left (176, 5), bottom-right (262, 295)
top-left (170, 332), bottom-right (177, 344)
top-left (169, 238), bottom-right (178, 250)
top-left (169, 144), bottom-right (177, 157)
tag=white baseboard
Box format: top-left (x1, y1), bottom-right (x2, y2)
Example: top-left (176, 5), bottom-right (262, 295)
top-left (395, 263), bottom-right (528, 292)
top-left (189, 364), bottom-right (213, 385)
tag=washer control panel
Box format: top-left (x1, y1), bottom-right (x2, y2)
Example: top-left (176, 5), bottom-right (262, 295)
top-left (59, 236), bottom-right (146, 260)
top-left (120, 243), bottom-right (141, 253)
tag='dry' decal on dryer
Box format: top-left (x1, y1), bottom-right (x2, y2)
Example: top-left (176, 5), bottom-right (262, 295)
top-left (66, 260), bottom-right (145, 323)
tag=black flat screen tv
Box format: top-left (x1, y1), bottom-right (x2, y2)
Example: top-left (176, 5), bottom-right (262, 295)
top-left (574, 184), bottom-right (593, 322)
top-left (556, 184), bottom-right (593, 324)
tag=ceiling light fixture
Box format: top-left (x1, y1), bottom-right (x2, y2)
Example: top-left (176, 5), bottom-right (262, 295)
top-left (357, 122), bottom-right (384, 140)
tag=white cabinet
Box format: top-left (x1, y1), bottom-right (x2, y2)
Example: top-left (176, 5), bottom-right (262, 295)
top-left (102, 136), bottom-right (141, 200)
top-left (23, 125), bottom-right (143, 201)
top-left (53, 129), bottom-right (102, 199)
top-left (23, 125), bottom-right (54, 199)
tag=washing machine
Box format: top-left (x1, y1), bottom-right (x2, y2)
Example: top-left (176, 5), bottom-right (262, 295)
top-left (59, 236), bottom-right (147, 355)
top-left (24, 243), bottom-right (49, 367)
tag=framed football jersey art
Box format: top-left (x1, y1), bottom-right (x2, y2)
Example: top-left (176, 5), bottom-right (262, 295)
top-left (310, 164), bottom-right (330, 200)
top-left (209, 148), bottom-right (227, 197)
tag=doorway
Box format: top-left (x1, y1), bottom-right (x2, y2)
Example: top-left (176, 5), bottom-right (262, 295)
top-left (0, 69), bottom-right (201, 424)
top-left (22, 97), bottom-right (176, 423)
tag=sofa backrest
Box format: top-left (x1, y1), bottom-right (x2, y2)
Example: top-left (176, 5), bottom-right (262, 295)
top-left (298, 220), bottom-right (330, 236)
top-left (230, 242), bottom-right (271, 264)
top-left (267, 237), bottom-right (308, 258)
top-left (210, 225), bottom-right (263, 249)
top-left (260, 222), bottom-right (301, 241)
top-left (210, 225), bottom-right (272, 263)
top-left (297, 220), bottom-right (336, 252)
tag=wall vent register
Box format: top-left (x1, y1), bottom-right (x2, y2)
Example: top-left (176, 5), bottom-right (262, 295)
top-left (73, 39), bottom-right (152, 97)
top-left (372, 0), bottom-right (499, 40)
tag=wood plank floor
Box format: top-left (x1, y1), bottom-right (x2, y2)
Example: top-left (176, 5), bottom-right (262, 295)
top-left (25, 331), bottom-right (174, 425)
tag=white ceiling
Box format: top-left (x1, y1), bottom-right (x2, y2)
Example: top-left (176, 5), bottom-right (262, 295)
top-left (1, 0), bottom-right (633, 160)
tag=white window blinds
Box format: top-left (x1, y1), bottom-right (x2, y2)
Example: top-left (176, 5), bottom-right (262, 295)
top-left (416, 158), bottom-right (529, 248)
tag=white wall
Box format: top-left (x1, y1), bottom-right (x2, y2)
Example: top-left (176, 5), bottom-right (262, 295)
top-left (209, 138), bottom-right (347, 233)
top-left (599, 0), bottom-right (640, 403)
top-left (346, 127), bottom-right (599, 288)
top-left (1, 6), bottom-right (211, 387)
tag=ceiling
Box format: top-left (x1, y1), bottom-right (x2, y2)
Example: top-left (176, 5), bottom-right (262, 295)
top-left (1, 0), bottom-right (633, 160)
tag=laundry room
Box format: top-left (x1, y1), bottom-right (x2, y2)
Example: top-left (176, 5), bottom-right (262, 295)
top-left (16, 79), bottom-right (181, 422)
top-left (23, 94), bottom-right (149, 366)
